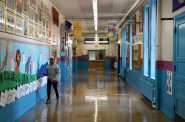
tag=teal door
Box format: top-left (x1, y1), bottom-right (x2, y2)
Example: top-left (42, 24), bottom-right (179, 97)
top-left (174, 13), bottom-right (185, 119)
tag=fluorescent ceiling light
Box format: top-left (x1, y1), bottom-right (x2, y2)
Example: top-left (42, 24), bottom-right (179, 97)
top-left (95, 34), bottom-right (98, 42)
top-left (92, 0), bottom-right (98, 31)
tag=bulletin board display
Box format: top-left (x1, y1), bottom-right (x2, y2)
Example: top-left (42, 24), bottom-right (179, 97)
top-left (0, 40), bottom-right (49, 92)
top-left (0, 0), bottom-right (52, 42)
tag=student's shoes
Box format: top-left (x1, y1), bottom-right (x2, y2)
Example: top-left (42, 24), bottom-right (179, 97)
top-left (46, 99), bottom-right (51, 104)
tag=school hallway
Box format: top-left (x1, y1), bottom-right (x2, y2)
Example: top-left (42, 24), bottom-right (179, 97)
top-left (1, 0), bottom-right (185, 121)
top-left (17, 70), bottom-right (174, 122)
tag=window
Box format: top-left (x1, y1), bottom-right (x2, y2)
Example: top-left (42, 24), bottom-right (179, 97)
top-left (129, 18), bottom-right (133, 70)
top-left (150, 0), bottom-right (157, 80)
top-left (143, 1), bottom-right (156, 80)
top-left (122, 27), bottom-right (126, 68)
top-left (143, 5), bottom-right (149, 77)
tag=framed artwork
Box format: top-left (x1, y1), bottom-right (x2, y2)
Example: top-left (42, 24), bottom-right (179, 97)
top-left (6, 0), bottom-right (15, 12)
top-left (16, 15), bottom-right (23, 35)
top-left (28, 22), bottom-right (35, 37)
top-left (6, 10), bottom-right (15, 34)
top-left (43, 4), bottom-right (49, 17)
top-left (29, 8), bottom-right (35, 21)
top-left (34, 23), bottom-right (40, 39)
top-left (23, 0), bottom-right (29, 14)
top-left (35, 12), bottom-right (39, 23)
top-left (46, 29), bottom-right (51, 41)
top-left (45, 19), bottom-right (49, 29)
top-left (139, 7), bottom-right (143, 33)
top-left (41, 1), bottom-right (44, 12)
top-left (173, 0), bottom-right (185, 12)
top-left (132, 15), bottom-right (136, 37)
top-left (0, 2), bottom-right (5, 32)
top-left (38, 6), bottom-right (42, 22)
top-left (16, 0), bottom-right (23, 15)
top-left (40, 27), bottom-right (46, 41)
top-left (45, 6), bottom-right (49, 17)
top-left (23, 15), bottom-right (28, 36)
top-left (42, 17), bottom-right (46, 28)
top-left (30, 0), bottom-right (37, 8)
top-left (52, 7), bottom-right (59, 26)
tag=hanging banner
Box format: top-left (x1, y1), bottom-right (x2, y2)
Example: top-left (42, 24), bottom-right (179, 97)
top-left (173, 0), bottom-right (185, 12)
top-left (167, 71), bottom-right (172, 95)
top-left (73, 20), bottom-right (82, 37)
top-left (107, 23), bottom-right (117, 38)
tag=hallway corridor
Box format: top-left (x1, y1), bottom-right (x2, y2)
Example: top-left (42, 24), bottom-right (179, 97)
top-left (17, 70), bottom-right (174, 122)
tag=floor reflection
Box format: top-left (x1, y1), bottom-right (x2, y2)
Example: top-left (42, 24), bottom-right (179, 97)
top-left (17, 70), bottom-right (174, 122)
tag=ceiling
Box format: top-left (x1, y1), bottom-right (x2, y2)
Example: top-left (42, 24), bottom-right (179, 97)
top-left (51, 0), bottom-right (136, 33)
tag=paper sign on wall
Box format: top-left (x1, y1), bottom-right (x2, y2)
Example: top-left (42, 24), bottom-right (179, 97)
top-left (167, 71), bottom-right (172, 95)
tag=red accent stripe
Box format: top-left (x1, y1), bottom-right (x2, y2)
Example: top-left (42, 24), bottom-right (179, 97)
top-left (73, 55), bottom-right (88, 59)
top-left (156, 60), bottom-right (173, 71)
top-left (56, 57), bottom-right (70, 62)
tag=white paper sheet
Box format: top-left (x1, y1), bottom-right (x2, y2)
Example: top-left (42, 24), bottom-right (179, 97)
top-left (0, 91), bottom-right (7, 107)
top-left (7, 89), bottom-right (16, 104)
top-left (16, 86), bottom-right (21, 99)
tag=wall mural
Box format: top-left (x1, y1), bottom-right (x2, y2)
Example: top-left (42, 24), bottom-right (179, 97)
top-left (0, 40), bottom-right (49, 76)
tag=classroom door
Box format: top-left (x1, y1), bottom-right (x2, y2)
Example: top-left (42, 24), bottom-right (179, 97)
top-left (88, 50), bottom-right (105, 70)
top-left (174, 14), bottom-right (185, 120)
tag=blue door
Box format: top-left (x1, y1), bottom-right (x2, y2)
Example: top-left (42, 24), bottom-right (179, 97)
top-left (174, 13), bottom-right (185, 119)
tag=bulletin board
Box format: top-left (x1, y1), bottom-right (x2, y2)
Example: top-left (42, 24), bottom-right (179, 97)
top-left (0, 0), bottom-right (52, 41)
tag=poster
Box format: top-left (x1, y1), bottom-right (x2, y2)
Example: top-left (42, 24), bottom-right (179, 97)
top-left (6, 10), bottom-right (15, 34)
top-left (167, 71), bottom-right (172, 95)
top-left (0, 2), bottom-right (5, 32)
top-left (23, 0), bottom-right (28, 14)
top-left (173, 0), bottom-right (185, 12)
top-left (73, 20), bottom-right (82, 37)
top-left (42, 17), bottom-right (46, 28)
top-left (6, 0), bottom-right (15, 12)
top-left (16, 15), bottom-right (23, 35)
top-left (16, 0), bottom-right (23, 15)
top-left (29, 8), bottom-right (35, 21)
top-left (29, 22), bottom-right (35, 37)
top-left (34, 23), bottom-right (40, 39)
top-left (35, 12), bottom-right (39, 23)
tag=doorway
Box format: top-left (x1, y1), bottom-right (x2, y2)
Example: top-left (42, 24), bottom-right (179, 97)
top-left (88, 50), bottom-right (105, 70)
top-left (174, 12), bottom-right (185, 120)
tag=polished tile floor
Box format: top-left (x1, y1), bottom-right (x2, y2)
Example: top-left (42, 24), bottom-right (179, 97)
top-left (17, 70), bottom-right (174, 122)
